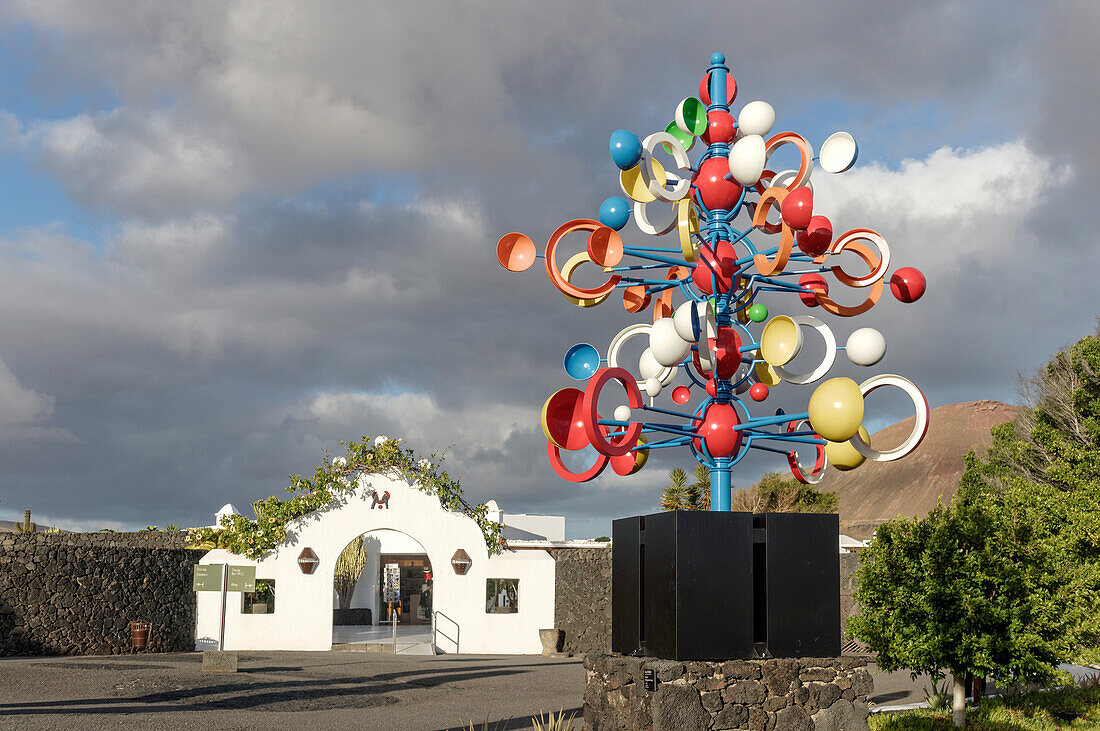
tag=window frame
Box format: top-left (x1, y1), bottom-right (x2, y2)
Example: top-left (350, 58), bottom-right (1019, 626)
top-left (241, 579), bottom-right (276, 615)
top-left (485, 578), bottom-right (519, 614)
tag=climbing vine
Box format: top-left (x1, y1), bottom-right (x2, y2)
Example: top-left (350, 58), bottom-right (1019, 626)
top-left (187, 436), bottom-right (504, 559)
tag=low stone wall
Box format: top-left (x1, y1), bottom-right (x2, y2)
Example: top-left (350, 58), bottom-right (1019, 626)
top-left (583, 655), bottom-right (872, 731)
top-left (554, 546), bottom-right (611, 654)
top-left (0, 532), bottom-right (204, 656)
top-left (840, 552), bottom-right (860, 637)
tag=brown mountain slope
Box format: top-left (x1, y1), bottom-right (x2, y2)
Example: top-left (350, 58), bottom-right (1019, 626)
top-left (817, 400), bottom-right (1019, 539)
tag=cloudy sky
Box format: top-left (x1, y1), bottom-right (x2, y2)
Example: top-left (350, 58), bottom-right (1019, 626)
top-left (0, 1), bottom-right (1096, 538)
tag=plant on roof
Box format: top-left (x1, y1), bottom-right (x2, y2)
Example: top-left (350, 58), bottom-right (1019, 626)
top-left (187, 436), bottom-right (503, 559)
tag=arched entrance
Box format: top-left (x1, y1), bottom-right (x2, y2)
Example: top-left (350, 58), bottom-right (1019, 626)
top-left (331, 528), bottom-right (437, 653)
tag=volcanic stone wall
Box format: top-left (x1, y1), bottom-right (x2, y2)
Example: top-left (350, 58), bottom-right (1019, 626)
top-left (0, 532), bottom-right (204, 656)
top-left (554, 546), bottom-right (612, 654)
top-left (584, 655), bottom-right (872, 730)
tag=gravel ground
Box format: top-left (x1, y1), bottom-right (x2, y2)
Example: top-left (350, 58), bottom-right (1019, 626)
top-left (0, 652), bottom-right (586, 730)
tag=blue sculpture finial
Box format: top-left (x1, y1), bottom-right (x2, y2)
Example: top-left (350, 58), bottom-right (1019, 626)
top-left (710, 52), bottom-right (725, 65)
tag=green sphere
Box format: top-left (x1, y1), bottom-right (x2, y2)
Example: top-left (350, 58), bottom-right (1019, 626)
top-left (748, 303), bottom-right (769, 323)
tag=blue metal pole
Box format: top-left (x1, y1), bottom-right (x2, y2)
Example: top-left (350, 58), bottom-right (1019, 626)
top-left (711, 458), bottom-right (732, 511)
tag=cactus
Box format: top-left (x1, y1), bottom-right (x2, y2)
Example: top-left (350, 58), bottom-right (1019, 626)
top-left (15, 509), bottom-right (36, 534)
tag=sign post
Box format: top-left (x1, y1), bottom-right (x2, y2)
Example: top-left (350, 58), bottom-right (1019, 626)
top-left (193, 564), bottom-right (256, 652)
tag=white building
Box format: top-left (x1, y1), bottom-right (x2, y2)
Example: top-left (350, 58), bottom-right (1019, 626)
top-left (194, 473), bottom-right (600, 654)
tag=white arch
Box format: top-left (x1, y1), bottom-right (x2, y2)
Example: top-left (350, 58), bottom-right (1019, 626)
top-left (194, 473), bottom-right (555, 654)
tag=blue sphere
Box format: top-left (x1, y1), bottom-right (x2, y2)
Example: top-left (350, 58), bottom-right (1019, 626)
top-left (598, 196), bottom-right (631, 231)
top-left (710, 52), bottom-right (725, 65)
top-left (609, 129), bottom-right (642, 170)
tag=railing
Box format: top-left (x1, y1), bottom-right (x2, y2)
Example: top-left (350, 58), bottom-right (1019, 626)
top-left (433, 610), bottom-right (460, 654)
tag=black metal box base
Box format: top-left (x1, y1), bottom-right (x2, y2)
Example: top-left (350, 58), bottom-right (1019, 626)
top-left (612, 511), bottom-right (839, 660)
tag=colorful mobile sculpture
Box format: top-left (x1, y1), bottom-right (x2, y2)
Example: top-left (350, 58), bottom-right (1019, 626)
top-left (496, 53), bottom-right (928, 511)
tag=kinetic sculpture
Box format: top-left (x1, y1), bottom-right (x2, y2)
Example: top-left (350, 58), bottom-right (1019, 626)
top-left (496, 53), bottom-right (928, 511)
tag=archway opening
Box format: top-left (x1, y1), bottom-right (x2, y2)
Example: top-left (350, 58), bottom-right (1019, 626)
top-left (332, 528), bottom-right (435, 650)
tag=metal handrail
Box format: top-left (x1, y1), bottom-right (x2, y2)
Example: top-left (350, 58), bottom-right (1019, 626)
top-left (432, 610), bottom-right (460, 653)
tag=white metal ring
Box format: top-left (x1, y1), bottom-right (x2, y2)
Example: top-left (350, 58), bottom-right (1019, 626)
top-left (850, 374), bottom-right (929, 461)
top-left (640, 132), bottom-right (691, 202)
top-left (772, 315), bottom-right (837, 384)
top-left (633, 199), bottom-right (678, 236)
top-left (607, 323), bottom-right (675, 388)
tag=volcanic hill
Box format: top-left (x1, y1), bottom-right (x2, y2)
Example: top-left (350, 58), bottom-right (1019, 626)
top-left (820, 400), bottom-right (1019, 539)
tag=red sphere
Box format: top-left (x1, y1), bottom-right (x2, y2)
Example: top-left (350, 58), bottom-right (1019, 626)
top-left (781, 187), bottom-right (814, 231)
top-left (748, 383), bottom-right (769, 402)
top-left (798, 273), bottom-right (828, 307)
top-left (692, 156), bottom-right (743, 211)
top-left (796, 215), bottom-right (833, 256)
top-left (691, 244), bottom-right (738, 294)
top-left (701, 110), bottom-right (736, 145)
top-left (705, 377), bottom-right (717, 397)
top-left (671, 385), bottom-right (691, 405)
top-left (890, 267), bottom-right (926, 303)
top-left (714, 327), bottom-right (743, 380)
top-left (699, 72), bottom-right (737, 106)
top-left (694, 402), bottom-right (743, 458)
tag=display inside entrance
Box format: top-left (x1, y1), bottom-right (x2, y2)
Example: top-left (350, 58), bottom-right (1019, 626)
top-left (496, 52), bottom-right (929, 510)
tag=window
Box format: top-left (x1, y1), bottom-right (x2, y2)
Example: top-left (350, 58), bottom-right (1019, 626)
top-left (242, 579), bottom-right (276, 614)
top-left (485, 578), bottom-right (519, 614)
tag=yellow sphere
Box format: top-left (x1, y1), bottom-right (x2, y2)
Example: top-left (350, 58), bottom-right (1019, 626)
top-left (808, 377), bottom-right (865, 442)
top-left (826, 426), bottom-right (869, 471)
top-left (754, 360), bottom-right (782, 387)
top-left (628, 435), bottom-right (649, 475)
top-left (760, 315), bottom-right (802, 366)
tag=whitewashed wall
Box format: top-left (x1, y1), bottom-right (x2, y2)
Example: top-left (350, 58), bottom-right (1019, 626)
top-left (195, 473), bottom-right (556, 654)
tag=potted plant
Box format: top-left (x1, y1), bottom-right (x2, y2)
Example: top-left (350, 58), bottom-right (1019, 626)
top-left (251, 580), bottom-right (274, 614)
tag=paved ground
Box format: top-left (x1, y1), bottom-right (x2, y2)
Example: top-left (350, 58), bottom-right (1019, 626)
top-left (4, 650), bottom-right (1058, 729)
top-left (0, 652), bottom-right (587, 730)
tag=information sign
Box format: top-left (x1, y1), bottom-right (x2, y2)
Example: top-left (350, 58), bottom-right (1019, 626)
top-left (193, 564), bottom-right (224, 592)
top-left (383, 563), bottom-right (401, 603)
top-left (226, 565), bottom-right (256, 593)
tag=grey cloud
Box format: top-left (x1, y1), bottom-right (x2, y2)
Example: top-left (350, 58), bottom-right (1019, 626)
top-left (0, 1), bottom-right (1095, 539)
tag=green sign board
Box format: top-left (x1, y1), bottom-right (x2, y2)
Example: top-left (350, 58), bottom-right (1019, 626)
top-left (226, 565), bottom-right (256, 593)
top-left (193, 564), bottom-right (224, 592)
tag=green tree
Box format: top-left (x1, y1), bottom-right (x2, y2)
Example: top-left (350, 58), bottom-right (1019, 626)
top-left (661, 466), bottom-right (711, 511)
top-left (731, 471), bottom-right (838, 513)
top-left (688, 465), bottom-right (711, 511)
top-left (660, 468), bottom-right (690, 511)
top-left (849, 482), bottom-right (1072, 727)
top-left (959, 324), bottom-right (1100, 657)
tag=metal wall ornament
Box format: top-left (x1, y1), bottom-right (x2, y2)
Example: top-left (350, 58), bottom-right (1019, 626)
top-left (496, 53), bottom-right (929, 510)
top-left (450, 549), bottom-right (472, 576)
top-left (297, 547), bottom-right (320, 575)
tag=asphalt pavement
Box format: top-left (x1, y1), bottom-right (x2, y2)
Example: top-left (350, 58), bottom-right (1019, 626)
top-left (0, 652), bottom-right (586, 730)
top-left (3, 650), bottom-right (1059, 729)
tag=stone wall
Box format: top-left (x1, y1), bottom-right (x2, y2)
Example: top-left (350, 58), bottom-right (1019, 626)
top-left (584, 655), bottom-right (872, 731)
top-left (0, 532), bottom-right (204, 656)
top-left (840, 552), bottom-right (859, 637)
top-left (554, 546), bottom-right (611, 654)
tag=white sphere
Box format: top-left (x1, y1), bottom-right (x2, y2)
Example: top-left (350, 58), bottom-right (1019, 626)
top-left (650, 317), bottom-right (691, 367)
top-left (737, 101), bottom-right (775, 138)
top-left (673, 301), bottom-right (697, 342)
top-left (638, 348), bottom-right (663, 381)
top-left (846, 328), bottom-right (887, 366)
top-left (645, 377), bottom-right (662, 398)
top-left (614, 405), bottom-right (632, 422)
top-left (728, 134), bottom-right (766, 186)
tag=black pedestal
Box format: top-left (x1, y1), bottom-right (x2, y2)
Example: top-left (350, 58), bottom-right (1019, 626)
top-left (612, 511), bottom-right (839, 660)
